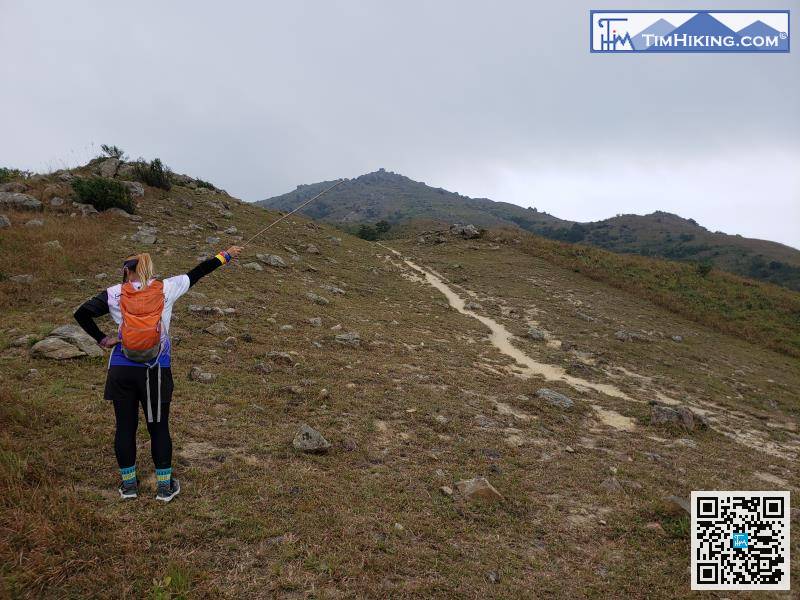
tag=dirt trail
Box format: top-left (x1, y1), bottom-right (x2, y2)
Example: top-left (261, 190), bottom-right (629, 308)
top-left (381, 244), bottom-right (800, 460)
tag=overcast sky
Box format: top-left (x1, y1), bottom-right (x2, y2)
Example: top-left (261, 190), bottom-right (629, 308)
top-left (2, 1), bottom-right (798, 247)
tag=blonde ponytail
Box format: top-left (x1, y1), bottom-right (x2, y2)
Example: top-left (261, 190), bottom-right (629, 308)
top-left (135, 253), bottom-right (155, 288)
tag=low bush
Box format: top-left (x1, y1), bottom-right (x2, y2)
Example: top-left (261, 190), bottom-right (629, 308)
top-left (0, 167), bottom-right (31, 183)
top-left (99, 144), bottom-right (127, 160)
top-left (195, 178), bottom-right (216, 190)
top-left (71, 177), bottom-right (134, 213)
top-left (134, 158), bottom-right (172, 190)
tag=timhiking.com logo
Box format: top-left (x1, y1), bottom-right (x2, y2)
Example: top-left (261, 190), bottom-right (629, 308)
top-left (590, 10), bottom-right (790, 53)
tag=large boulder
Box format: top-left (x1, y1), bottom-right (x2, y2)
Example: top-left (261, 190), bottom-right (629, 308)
top-left (116, 163), bottom-right (137, 179)
top-left (0, 182), bottom-right (27, 193)
top-left (257, 254), bottom-right (287, 268)
top-left (30, 325), bottom-right (104, 360)
top-left (72, 202), bottom-right (99, 217)
top-left (121, 181), bottom-right (145, 198)
top-left (450, 223), bottom-right (480, 239)
top-left (98, 158), bottom-right (120, 178)
top-left (130, 226), bottom-right (158, 245)
top-left (650, 402), bottom-right (708, 431)
top-left (0, 192), bottom-right (42, 211)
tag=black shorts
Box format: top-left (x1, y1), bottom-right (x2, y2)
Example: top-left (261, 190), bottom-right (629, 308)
top-left (104, 365), bottom-right (174, 405)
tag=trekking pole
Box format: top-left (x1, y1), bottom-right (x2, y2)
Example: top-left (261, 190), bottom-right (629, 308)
top-left (242, 179), bottom-right (345, 248)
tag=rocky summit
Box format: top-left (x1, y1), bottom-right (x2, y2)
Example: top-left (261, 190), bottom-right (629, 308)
top-left (0, 159), bottom-right (798, 598)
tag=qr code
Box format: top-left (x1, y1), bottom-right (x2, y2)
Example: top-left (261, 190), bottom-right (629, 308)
top-left (691, 491), bottom-right (790, 590)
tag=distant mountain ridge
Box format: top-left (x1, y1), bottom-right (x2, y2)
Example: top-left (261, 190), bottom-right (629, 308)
top-left (257, 169), bottom-right (800, 290)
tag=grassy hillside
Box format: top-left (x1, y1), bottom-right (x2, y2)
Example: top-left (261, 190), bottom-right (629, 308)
top-left (1, 163), bottom-right (799, 598)
top-left (259, 171), bottom-right (800, 291)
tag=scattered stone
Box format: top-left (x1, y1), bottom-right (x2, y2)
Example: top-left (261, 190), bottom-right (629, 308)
top-left (650, 402), bottom-right (708, 431)
top-left (335, 331), bottom-right (360, 347)
top-left (292, 423), bottom-right (331, 453)
top-left (243, 262), bottom-right (263, 271)
top-left (535, 388), bottom-right (574, 409)
top-left (43, 240), bottom-right (62, 251)
top-left (188, 366), bottom-right (216, 383)
top-left (9, 274), bottom-right (33, 284)
top-left (487, 571), bottom-right (501, 584)
top-left (206, 236), bottom-right (220, 245)
top-left (121, 181), bottom-right (145, 197)
top-left (104, 207), bottom-right (134, 218)
top-left (306, 292), bottom-right (330, 305)
top-left (320, 284), bottom-right (346, 295)
top-left (450, 223), bottom-right (480, 239)
top-left (49, 196), bottom-right (65, 207)
top-left (204, 322), bottom-right (230, 337)
top-left (223, 226), bottom-right (237, 234)
top-left (131, 226), bottom-right (158, 245)
top-left (662, 495), bottom-right (691, 517)
top-left (600, 477), bottom-right (625, 494)
top-left (0, 192), bottom-right (42, 211)
top-left (49, 324), bottom-right (104, 357)
top-left (305, 244), bottom-right (320, 254)
top-left (646, 522), bottom-right (666, 534)
top-left (454, 477), bottom-right (504, 503)
top-left (223, 336), bottom-right (237, 347)
top-left (526, 327), bottom-right (545, 341)
top-left (10, 334), bottom-right (36, 347)
top-left (464, 301), bottom-right (482, 310)
top-left (280, 325), bottom-right (293, 331)
top-left (307, 317), bottom-right (322, 327)
top-left (671, 335), bottom-right (683, 343)
top-left (25, 218), bottom-right (43, 227)
top-left (189, 305), bottom-right (224, 316)
top-left (72, 202), bottom-right (99, 217)
top-left (0, 214), bottom-right (10, 228)
top-left (0, 182), bottom-right (27, 193)
top-left (615, 330), bottom-right (650, 343)
top-left (266, 351), bottom-right (295, 366)
top-left (30, 337), bottom-right (85, 360)
top-left (254, 362), bottom-right (273, 375)
top-left (440, 485), bottom-right (453, 497)
top-left (95, 272), bottom-right (107, 279)
top-left (256, 254), bottom-right (287, 268)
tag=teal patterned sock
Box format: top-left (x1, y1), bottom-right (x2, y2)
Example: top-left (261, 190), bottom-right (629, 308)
top-left (120, 465), bottom-right (136, 484)
top-left (156, 467), bottom-right (172, 487)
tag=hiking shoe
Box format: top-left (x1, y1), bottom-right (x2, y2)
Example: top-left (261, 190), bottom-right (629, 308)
top-left (118, 479), bottom-right (139, 500)
top-left (155, 478), bottom-right (180, 503)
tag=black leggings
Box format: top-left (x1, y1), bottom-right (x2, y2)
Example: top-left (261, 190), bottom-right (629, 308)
top-left (105, 366), bottom-right (174, 470)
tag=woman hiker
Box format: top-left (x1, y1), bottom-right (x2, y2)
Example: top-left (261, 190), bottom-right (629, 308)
top-left (73, 246), bottom-right (242, 502)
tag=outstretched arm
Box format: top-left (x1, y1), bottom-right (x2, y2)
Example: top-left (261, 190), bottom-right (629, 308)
top-left (74, 291), bottom-right (116, 347)
top-left (186, 245), bottom-right (242, 287)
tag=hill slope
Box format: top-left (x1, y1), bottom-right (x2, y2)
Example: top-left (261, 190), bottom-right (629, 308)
top-left (1, 163), bottom-right (799, 598)
top-left (258, 170), bottom-right (800, 290)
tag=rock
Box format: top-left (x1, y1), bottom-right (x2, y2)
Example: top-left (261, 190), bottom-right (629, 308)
top-left (223, 226), bottom-right (237, 234)
top-left (24, 218), bottom-right (43, 227)
top-left (320, 284), bottom-right (346, 295)
top-left (256, 254), bottom-right (287, 268)
top-left (9, 274), bottom-right (33, 284)
top-left (30, 337), bottom-right (85, 360)
top-left (450, 223), bottom-right (480, 239)
top-left (662, 495), bottom-right (691, 516)
top-left (223, 336), bottom-right (237, 347)
top-left (306, 292), bottom-right (330, 305)
top-left (526, 327), bottom-right (545, 341)
top-left (307, 317), bottom-right (322, 327)
top-left (49, 196), bottom-right (65, 207)
top-left (189, 305), bottom-right (224, 316)
top-left (116, 163), bottom-right (136, 179)
top-left (454, 477), bottom-right (504, 503)
top-left (671, 335), bottom-right (683, 343)
top-left (280, 325), bottom-right (293, 331)
top-left (104, 207), bottom-right (134, 218)
top-left (266, 351), bottom-right (295, 366)
top-left (243, 262), bottom-right (263, 271)
top-left (535, 388), bottom-right (574, 409)
top-left (0, 214), bottom-right (11, 228)
top-left (600, 477), bottom-right (625, 494)
top-left (253, 362), bottom-right (273, 375)
top-left (130, 226), bottom-right (158, 245)
top-left (0, 182), bottom-right (27, 193)
top-left (0, 192), bottom-right (42, 211)
top-left (615, 330), bottom-right (649, 343)
top-left (58, 172), bottom-right (75, 182)
top-left (650, 403), bottom-right (708, 431)
top-left (188, 366), bottom-right (216, 383)
top-left (440, 485), bottom-right (454, 497)
top-left (305, 244), bottom-right (320, 255)
top-left (121, 181), bottom-right (144, 197)
top-left (487, 571), bottom-right (501, 584)
top-left (49, 324), bottom-right (104, 357)
top-left (43, 240), bottom-right (62, 251)
top-left (98, 158), bottom-right (119, 178)
top-left (335, 331), bottom-right (360, 347)
top-left (204, 322), bottom-right (230, 336)
top-left (292, 423), bottom-right (331, 453)
top-left (464, 301), bottom-right (482, 310)
top-left (206, 236), bottom-right (220, 245)
top-left (72, 202), bottom-right (99, 217)
top-left (10, 334), bottom-right (36, 347)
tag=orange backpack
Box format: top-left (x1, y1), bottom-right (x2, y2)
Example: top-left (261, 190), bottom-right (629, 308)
top-left (119, 280), bottom-right (165, 362)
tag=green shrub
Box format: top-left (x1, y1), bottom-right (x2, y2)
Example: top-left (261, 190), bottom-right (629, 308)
top-left (195, 178), bottom-right (216, 190)
top-left (357, 224), bottom-right (378, 241)
top-left (71, 177), bottom-right (135, 213)
top-left (100, 144), bottom-right (127, 160)
top-left (696, 262), bottom-right (713, 277)
top-left (134, 158), bottom-right (172, 190)
top-left (0, 167), bottom-right (31, 184)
